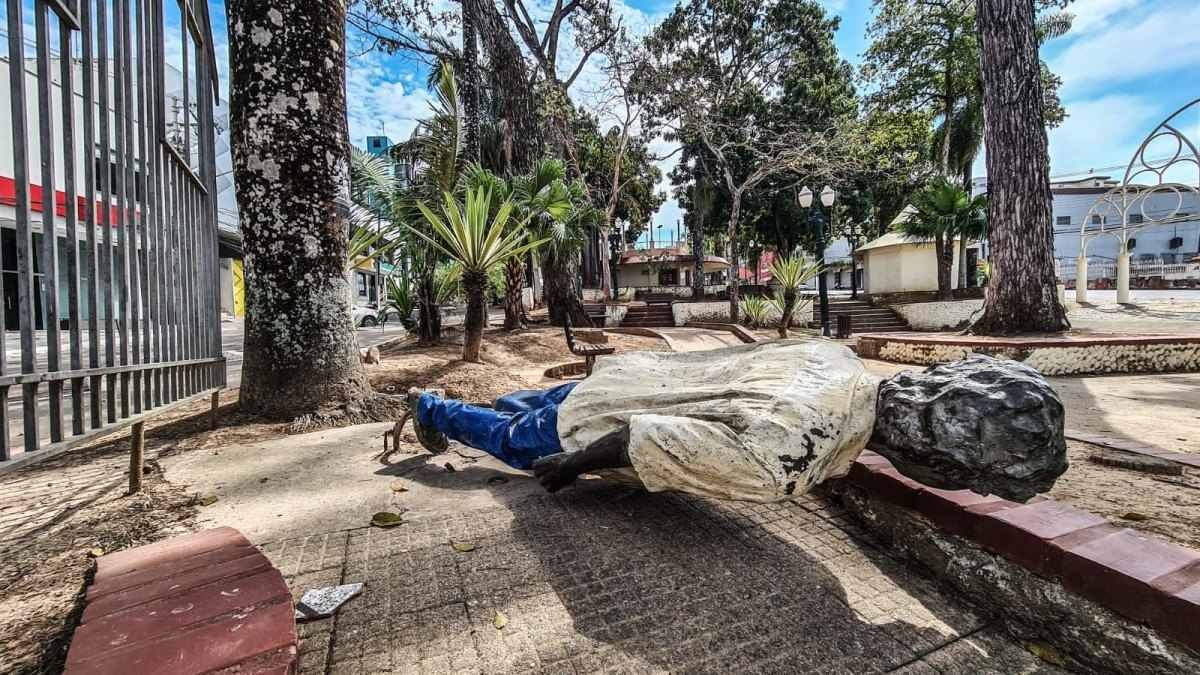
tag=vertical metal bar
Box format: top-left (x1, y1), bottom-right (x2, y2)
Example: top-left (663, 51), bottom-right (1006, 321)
top-left (80, 0), bottom-right (103, 430)
top-left (167, 163), bottom-right (179, 402)
top-left (37, 1), bottom-right (64, 445)
top-left (5, 0), bottom-right (38, 457)
top-left (98, 0), bottom-right (117, 425)
top-left (150, 0), bottom-right (165, 407)
top-left (115, 0), bottom-right (133, 418)
top-left (125, 0), bottom-right (142, 414)
top-left (135, 0), bottom-right (153, 409)
top-left (56, 17), bottom-right (85, 438)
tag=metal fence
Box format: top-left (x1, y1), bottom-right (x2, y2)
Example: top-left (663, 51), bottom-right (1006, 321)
top-left (2, 0), bottom-right (224, 468)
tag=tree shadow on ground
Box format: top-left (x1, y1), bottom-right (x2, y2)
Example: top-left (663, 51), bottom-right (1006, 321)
top-left (392, 464), bottom-right (993, 672)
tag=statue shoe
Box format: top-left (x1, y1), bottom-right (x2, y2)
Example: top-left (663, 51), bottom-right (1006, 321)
top-left (405, 387), bottom-right (448, 454)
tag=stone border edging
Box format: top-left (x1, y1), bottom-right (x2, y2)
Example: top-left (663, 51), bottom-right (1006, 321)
top-left (856, 332), bottom-right (1200, 375)
top-left (1066, 429), bottom-right (1200, 470)
top-left (842, 450), bottom-right (1200, 661)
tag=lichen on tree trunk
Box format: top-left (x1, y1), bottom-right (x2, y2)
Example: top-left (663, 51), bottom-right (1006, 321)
top-left (229, 0), bottom-right (375, 420)
top-left (970, 0), bottom-right (1068, 335)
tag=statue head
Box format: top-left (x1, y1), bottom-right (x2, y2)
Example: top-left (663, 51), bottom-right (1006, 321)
top-left (871, 355), bottom-right (1068, 502)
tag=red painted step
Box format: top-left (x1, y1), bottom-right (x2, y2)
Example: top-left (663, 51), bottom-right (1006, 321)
top-left (66, 527), bottom-right (297, 675)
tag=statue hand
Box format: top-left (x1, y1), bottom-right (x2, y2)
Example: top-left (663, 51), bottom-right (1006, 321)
top-left (532, 454), bottom-right (580, 493)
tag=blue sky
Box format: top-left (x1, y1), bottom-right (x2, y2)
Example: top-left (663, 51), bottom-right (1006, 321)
top-left (208, 0), bottom-right (1200, 243)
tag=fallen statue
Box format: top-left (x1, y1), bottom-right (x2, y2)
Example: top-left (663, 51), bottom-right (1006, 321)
top-left (395, 339), bottom-right (1068, 503)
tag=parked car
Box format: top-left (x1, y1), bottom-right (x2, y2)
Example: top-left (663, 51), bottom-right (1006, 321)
top-left (351, 304), bottom-right (380, 327)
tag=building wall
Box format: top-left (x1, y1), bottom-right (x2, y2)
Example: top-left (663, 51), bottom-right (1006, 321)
top-left (862, 244), bottom-right (967, 295)
top-left (1052, 190), bottom-right (1200, 263)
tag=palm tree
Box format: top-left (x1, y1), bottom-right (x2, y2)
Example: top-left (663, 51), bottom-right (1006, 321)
top-left (352, 61), bottom-right (465, 345)
top-left (898, 178), bottom-right (986, 300)
top-left (768, 255), bottom-right (823, 338)
top-left (410, 186), bottom-right (546, 361)
top-left (513, 159), bottom-right (596, 327)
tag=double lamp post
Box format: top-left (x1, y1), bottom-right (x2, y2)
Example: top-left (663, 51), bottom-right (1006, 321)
top-left (797, 185), bottom-right (835, 337)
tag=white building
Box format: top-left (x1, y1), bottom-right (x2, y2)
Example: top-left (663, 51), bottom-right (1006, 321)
top-left (1051, 176), bottom-right (1200, 270)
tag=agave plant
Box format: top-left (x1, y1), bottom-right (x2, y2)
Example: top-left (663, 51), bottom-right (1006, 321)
top-left (409, 186), bottom-right (547, 362)
top-left (740, 296), bottom-right (770, 329)
top-left (768, 255), bottom-right (823, 338)
top-left (383, 275), bottom-right (417, 329)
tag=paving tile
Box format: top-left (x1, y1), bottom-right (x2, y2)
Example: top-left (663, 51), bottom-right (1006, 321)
top-left (259, 487), bottom-right (1059, 673)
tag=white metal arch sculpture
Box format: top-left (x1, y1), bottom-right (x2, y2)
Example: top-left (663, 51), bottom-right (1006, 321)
top-left (1076, 98), bottom-right (1200, 303)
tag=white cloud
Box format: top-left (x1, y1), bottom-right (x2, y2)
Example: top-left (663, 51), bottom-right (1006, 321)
top-left (1049, 0), bottom-right (1200, 96)
top-left (1064, 0), bottom-right (1140, 35)
top-left (1047, 94), bottom-right (1163, 176)
top-left (344, 53), bottom-right (432, 147)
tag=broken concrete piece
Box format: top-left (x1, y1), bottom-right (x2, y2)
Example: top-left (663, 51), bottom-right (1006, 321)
top-left (871, 355), bottom-right (1068, 502)
top-left (294, 582), bottom-right (364, 621)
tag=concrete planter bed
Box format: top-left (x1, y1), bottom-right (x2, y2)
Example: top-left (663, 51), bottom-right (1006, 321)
top-left (831, 451), bottom-right (1200, 673)
top-left (857, 332), bottom-right (1200, 375)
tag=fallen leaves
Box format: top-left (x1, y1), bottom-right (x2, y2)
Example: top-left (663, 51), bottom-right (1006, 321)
top-left (371, 512), bottom-right (404, 528)
top-left (492, 610), bottom-right (508, 629)
top-left (450, 541), bottom-right (476, 553)
top-left (87, 547), bottom-right (105, 558)
top-left (198, 495), bottom-right (219, 506)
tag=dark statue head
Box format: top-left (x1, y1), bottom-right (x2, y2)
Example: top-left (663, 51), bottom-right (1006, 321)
top-left (871, 355), bottom-right (1069, 503)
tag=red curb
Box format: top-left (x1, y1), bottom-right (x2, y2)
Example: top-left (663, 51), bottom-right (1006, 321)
top-left (845, 450), bottom-right (1200, 653)
top-left (1059, 529), bottom-right (1200, 626)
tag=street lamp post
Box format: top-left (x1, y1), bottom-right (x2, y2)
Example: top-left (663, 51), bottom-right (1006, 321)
top-left (798, 186), bottom-right (835, 337)
top-left (608, 231), bottom-right (623, 299)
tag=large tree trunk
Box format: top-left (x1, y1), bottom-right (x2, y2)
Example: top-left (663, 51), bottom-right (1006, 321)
top-left (599, 226), bottom-right (613, 301)
top-left (957, 235), bottom-right (969, 289)
top-left (691, 219), bottom-right (705, 300)
top-left (476, 0), bottom-right (540, 172)
top-left (935, 235), bottom-right (953, 300)
top-left (416, 268), bottom-right (442, 345)
top-left (502, 257), bottom-right (524, 330)
top-left (461, 270), bottom-right (487, 361)
top-left (229, 0), bottom-right (371, 419)
top-left (542, 254), bottom-right (592, 327)
top-left (726, 196), bottom-right (743, 324)
top-left (970, 0), bottom-right (1068, 334)
top-left (777, 286), bottom-right (797, 338)
top-left (461, 0), bottom-right (480, 163)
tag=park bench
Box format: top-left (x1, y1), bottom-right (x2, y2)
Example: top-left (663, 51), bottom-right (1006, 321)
top-left (563, 314), bottom-right (615, 376)
top-left (65, 527), bottom-right (297, 674)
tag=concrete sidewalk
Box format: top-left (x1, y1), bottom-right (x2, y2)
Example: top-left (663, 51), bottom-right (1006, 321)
top-left (165, 421), bottom-right (1059, 674)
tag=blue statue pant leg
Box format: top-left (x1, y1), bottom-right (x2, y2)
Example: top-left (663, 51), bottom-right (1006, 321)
top-left (417, 394), bottom-right (564, 470)
top-left (493, 382), bottom-right (578, 413)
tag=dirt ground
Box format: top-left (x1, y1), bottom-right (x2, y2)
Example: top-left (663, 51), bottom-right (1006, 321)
top-left (1049, 441), bottom-right (1200, 549)
top-left (368, 327), bottom-right (668, 402)
top-left (0, 389), bottom-right (261, 674)
top-left (0, 329), bottom-right (667, 673)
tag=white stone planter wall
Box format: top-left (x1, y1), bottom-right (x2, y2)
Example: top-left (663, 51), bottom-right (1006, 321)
top-left (868, 339), bottom-right (1200, 375)
top-left (672, 301), bottom-right (782, 327)
top-left (892, 299), bottom-right (984, 331)
top-left (603, 305), bottom-right (629, 327)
